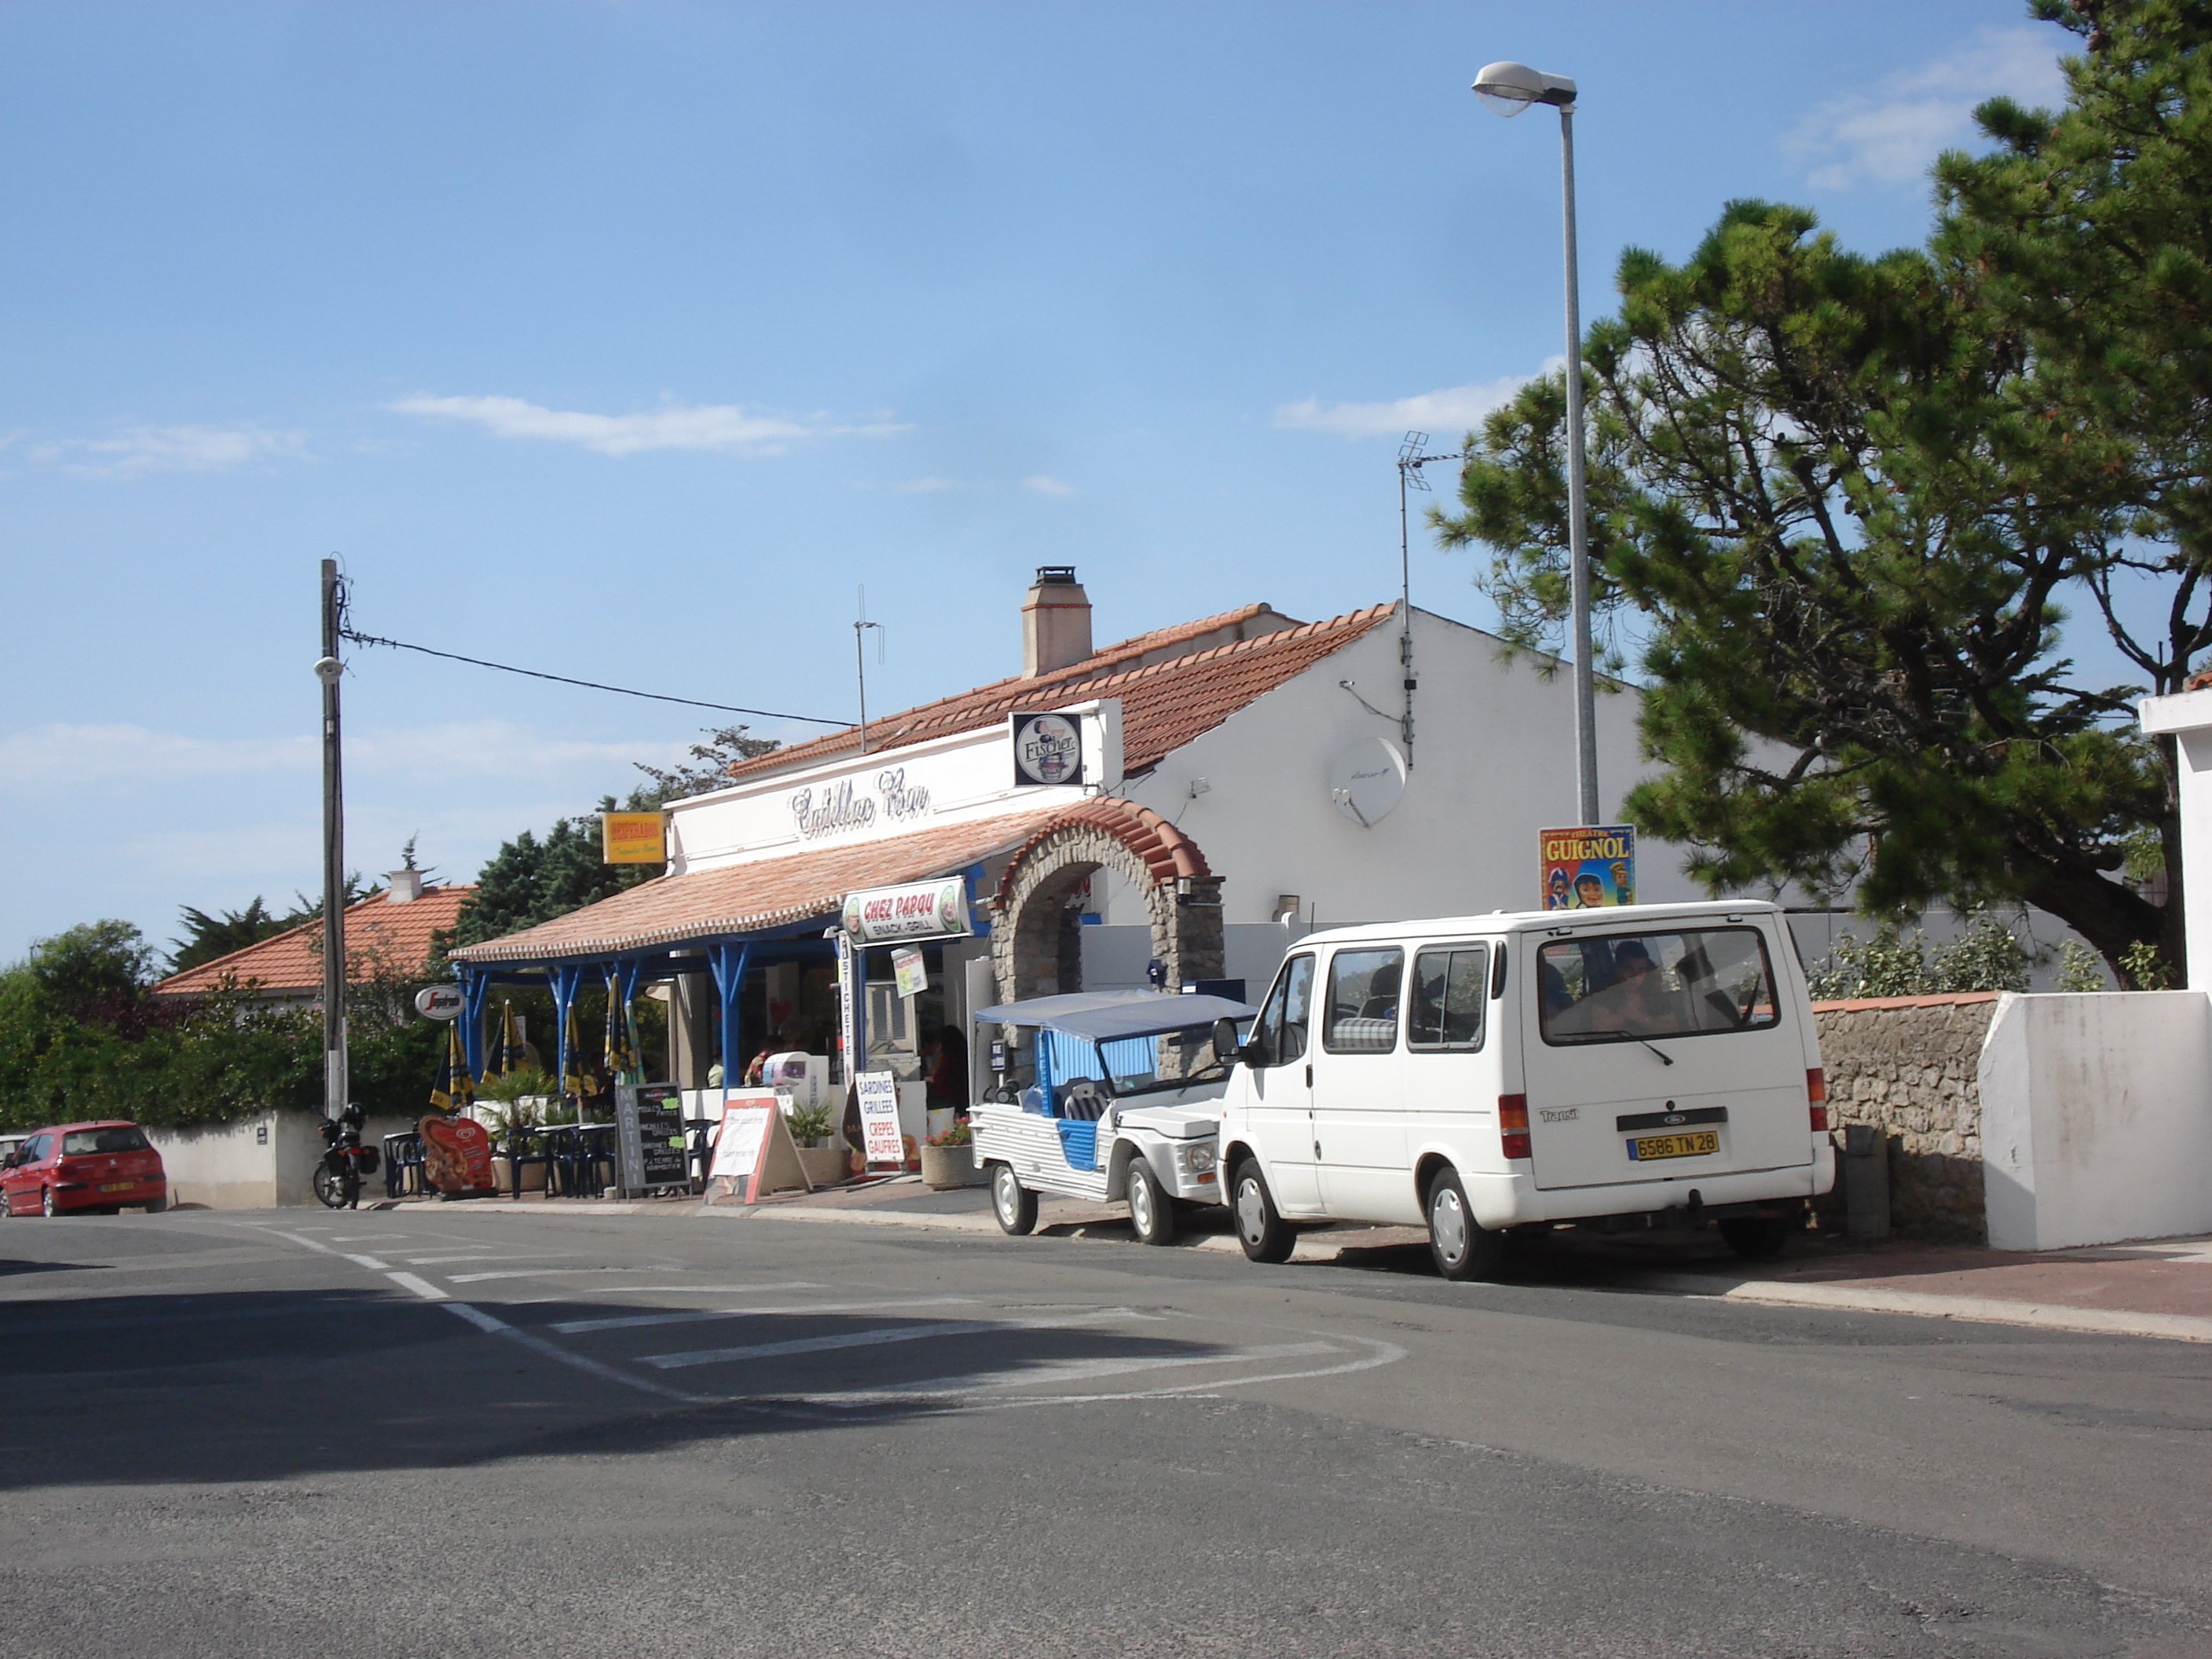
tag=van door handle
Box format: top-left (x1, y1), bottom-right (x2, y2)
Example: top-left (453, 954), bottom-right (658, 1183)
top-left (1305, 1065), bottom-right (1313, 1088)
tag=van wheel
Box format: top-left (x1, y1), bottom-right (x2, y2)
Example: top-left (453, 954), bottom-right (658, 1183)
top-left (1426, 1170), bottom-right (1503, 1282)
top-left (1125, 1159), bottom-right (1176, 1246)
top-left (1719, 1216), bottom-right (1789, 1260)
top-left (1231, 1159), bottom-right (1295, 1264)
top-left (990, 1163), bottom-right (1038, 1236)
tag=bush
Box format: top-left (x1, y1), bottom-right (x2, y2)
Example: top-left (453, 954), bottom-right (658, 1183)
top-left (1806, 914), bottom-right (2035, 1002)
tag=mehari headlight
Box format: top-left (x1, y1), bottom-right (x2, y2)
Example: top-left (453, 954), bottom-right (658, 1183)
top-left (1177, 1143), bottom-right (1218, 1174)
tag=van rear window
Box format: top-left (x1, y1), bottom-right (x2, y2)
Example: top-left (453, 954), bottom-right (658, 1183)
top-left (1539, 928), bottom-right (1779, 1046)
top-left (62, 1127), bottom-right (149, 1155)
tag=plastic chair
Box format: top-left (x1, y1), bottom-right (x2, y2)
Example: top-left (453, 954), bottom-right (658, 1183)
top-left (503, 1126), bottom-right (555, 1199)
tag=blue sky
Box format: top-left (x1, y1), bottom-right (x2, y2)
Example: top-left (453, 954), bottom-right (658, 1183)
top-left (0, 2), bottom-right (2076, 965)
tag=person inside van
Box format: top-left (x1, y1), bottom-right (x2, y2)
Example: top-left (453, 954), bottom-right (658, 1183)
top-left (1609, 940), bottom-right (1680, 1032)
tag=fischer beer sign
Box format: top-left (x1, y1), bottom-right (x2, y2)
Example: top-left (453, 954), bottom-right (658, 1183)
top-left (1011, 711), bottom-right (1083, 786)
top-left (841, 877), bottom-right (973, 944)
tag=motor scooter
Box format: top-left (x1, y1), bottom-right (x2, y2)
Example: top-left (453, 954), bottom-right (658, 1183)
top-left (313, 1104), bottom-right (379, 1210)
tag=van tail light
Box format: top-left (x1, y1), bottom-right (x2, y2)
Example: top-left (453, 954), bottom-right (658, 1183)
top-left (1807, 1068), bottom-right (1828, 1132)
top-left (1499, 1094), bottom-right (1531, 1161)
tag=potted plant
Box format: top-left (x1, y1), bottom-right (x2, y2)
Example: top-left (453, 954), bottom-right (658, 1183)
top-left (479, 1068), bottom-right (553, 1192)
top-left (784, 1102), bottom-right (847, 1188)
top-left (920, 1120), bottom-right (980, 1189)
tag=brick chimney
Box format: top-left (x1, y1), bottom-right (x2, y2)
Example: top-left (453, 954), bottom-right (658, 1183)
top-left (1021, 566), bottom-right (1093, 678)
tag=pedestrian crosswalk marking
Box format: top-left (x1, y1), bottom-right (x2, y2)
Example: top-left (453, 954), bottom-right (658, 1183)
top-left (552, 1295), bottom-right (976, 1336)
top-left (639, 1306), bottom-right (1145, 1371)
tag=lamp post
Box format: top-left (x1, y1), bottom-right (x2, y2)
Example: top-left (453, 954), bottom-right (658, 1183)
top-left (1473, 59), bottom-right (1599, 828)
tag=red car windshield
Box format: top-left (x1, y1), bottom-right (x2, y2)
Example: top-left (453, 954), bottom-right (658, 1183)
top-left (61, 1127), bottom-right (150, 1155)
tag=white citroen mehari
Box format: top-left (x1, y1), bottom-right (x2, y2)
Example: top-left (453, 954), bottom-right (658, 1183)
top-left (1212, 900), bottom-right (1834, 1280)
top-left (971, 989), bottom-right (1254, 1247)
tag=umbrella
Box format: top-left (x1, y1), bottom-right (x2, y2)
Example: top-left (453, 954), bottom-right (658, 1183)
top-left (561, 998), bottom-right (592, 1101)
top-left (493, 1001), bottom-right (526, 1077)
top-left (429, 1020), bottom-right (475, 1114)
top-left (603, 974), bottom-right (638, 1089)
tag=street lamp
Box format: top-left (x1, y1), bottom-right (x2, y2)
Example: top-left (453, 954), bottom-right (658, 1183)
top-left (1473, 59), bottom-right (1600, 829)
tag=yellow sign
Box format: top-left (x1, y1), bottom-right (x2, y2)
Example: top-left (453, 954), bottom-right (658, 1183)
top-left (601, 812), bottom-right (667, 865)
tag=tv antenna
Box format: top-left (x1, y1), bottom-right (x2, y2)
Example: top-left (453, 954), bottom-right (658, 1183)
top-left (854, 586), bottom-right (886, 754)
top-left (1395, 431), bottom-right (1468, 770)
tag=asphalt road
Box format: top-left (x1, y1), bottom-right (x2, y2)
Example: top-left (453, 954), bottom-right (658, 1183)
top-left (2, 1206), bottom-right (2209, 1658)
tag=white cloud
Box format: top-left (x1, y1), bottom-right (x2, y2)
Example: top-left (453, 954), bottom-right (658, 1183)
top-left (894, 475), bottom-right (965, 493)
top-left (1789, 26), bottom-right (2068, 190)
top-left (1274, 366), bottom-right (1555, 440)
top-left (1020, 474), bottom-right (1075, 496)
top-left (31, 424), bottom-right (307, 478)
top-left (387, 394), bottom-right (909, 457)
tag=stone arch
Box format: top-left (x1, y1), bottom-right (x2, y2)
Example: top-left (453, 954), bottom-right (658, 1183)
top-left (987, 798), bottom-right (1225, 1005)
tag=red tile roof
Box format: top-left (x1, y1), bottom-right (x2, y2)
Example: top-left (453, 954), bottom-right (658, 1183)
top-left (448, 810), bottom-right (1065, 965)
top-left (721, 601), bottom-right (1396, 785)
top-left (155, 885), bottom-right (474, 997)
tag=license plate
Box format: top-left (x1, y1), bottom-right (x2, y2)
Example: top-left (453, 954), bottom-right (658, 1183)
top-left (1628, 1130), bottom-right (1719, 1162)
top-left (98, 1181), bottom-right (135, 1192)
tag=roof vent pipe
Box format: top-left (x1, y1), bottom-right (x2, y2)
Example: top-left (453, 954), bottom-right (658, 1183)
top-left (1021, 566), bottom-right (1093, 678)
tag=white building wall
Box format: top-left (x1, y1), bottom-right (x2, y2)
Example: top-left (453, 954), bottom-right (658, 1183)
top-left (1978, 991), bottom-right (2212, 1249)
top-left (148, 1111), bottom-right (423, 1209)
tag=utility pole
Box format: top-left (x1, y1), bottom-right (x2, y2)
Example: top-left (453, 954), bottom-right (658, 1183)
top-left (316, 558), bottom-right (347, 1120)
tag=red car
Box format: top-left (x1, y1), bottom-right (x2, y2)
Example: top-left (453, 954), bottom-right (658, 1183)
top-left (1, 1121), bottom-right (167, 1217)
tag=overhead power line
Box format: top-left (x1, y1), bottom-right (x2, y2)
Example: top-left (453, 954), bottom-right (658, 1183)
top-left (339, 628), bottom-right (846, 726)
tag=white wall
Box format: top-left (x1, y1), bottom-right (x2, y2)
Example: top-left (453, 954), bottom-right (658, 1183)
top-left (148, 1111), bottom-right (422, 1209)
top-left (1979, 991), bottom-right (2212, 1250)
top-left (1114, 607), bottom-right (1706, 930)
top-left (2138, 687), bottom-right (2212, 988)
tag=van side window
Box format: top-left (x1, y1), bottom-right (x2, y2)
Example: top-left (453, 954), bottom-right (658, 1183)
top-left (1409, 944), bottom-right (1489, 1051)
top-left (1324, 948), bottom-right (1404, 1053)
top-left (1252, 954), bottom-right (1315, 1068)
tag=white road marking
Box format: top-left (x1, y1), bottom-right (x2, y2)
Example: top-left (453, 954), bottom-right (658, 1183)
top-left (640, 1306), bottom-right (1147, 1371)
top-left (235, 1221), bottom-right (706, 1403)
top-left (438, 1302), bottom-right (705, 1403)
top-left (404, 1252), bottom-right (573, 1265)
top-left (440, 1283), bottom-right (752, 1291)
top-left (342, 1254), bottom-right (392, 1270)
top-left (552, 1296), bottom-right (977, 1337)
top-left (804, 1341), bottom-right (1342, 1403)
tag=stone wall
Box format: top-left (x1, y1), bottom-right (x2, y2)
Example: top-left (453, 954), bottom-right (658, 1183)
top-left (1812, 993), bottom-right (1998, 1241)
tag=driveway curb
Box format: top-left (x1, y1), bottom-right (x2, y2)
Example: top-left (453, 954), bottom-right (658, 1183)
top-left (1630, 1272), bottom-right (2212, 1344)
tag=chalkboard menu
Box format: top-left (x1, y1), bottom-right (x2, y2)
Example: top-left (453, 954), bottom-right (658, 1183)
top-left (616, 1082), bottom-right (690, 1192)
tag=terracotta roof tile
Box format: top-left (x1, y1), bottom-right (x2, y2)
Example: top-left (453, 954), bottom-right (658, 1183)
top-left (154, 885), bottom-right (474, 997)
top-left (448, 810), bottom-right (1067, 965)
top-left (722, 601), bottom-right (1395, 784)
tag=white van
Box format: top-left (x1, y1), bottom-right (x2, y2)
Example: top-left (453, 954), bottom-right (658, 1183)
top-left (1212, 900), bottom-right (1833, 1280)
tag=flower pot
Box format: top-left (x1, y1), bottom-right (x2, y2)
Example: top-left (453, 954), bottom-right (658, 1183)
top-left (490, 1157), bottom-right (547, 1194)
top-left (920, 1142), bottom-right (980, 1190)
top-left (796, 1146), bottom-right (848, 1189)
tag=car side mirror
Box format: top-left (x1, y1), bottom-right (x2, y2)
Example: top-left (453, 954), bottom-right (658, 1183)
top-left (1212, 1016), bottom-right (1254, 1066)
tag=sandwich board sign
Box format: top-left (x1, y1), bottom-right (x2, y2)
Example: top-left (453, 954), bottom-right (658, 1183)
top-left (705, 1088), bottom-right (811, 1203)
top-left (614, 1082), bottom-right (690, 1194)
top-left (855, 1069), bottom-right (905, 1168)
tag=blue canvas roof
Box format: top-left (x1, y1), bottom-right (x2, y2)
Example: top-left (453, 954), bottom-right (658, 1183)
top-left (973, 987), bottom-right (1255, 1041)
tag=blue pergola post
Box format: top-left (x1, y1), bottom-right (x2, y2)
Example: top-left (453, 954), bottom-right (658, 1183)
top-left (708, 943), bottom-right (752, 1087)
top-left (549, 962), bottom-right (588, 1115)
top-left (459, 967), bottom-right (491, 1080)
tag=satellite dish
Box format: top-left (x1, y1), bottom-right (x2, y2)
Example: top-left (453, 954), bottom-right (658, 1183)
top-left (1328, 736), bottom-right (1407, 828)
